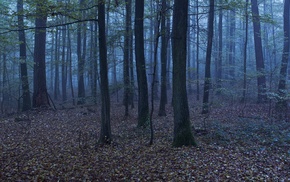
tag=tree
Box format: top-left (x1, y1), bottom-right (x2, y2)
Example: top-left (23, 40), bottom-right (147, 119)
top-left (77, 0), bottom-right (86, 105)
top-left (158, 0), bottom-right (168, 116)
top-left (123, 0), bottom-right (131, 117)
top-left (202, 0), bottom-right (214, 114)
top-left (98, 0), bottom-right (112, 144)
top-left (17, 0), bottom-right (31, 111)
top-left (172, 0), bottom-right (196, 147)
top-left (242, 0), bottom-right (249, 102)
top-left (216, 0), bottom-right (223, 94)
top-left (276, 0), bottom-right (290, 114)
top-left (135, 0), bottom-right (149, 127)
top-left (251, 0), bottom-right (267, 103)
top-left (32, 1), bottom-right (50, 108)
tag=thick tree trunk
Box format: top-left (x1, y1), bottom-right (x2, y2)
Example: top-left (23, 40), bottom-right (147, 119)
top-left (251, 0), bottom-right (267, 103)
top-left (33, 1), bottom-right (50, 108)
top-left (172, 0), bottom-right (196, 147)
top-left (17, 0), bottom-right (31, 111)
top-left (135, 0), bottom-right (149, 127)
top-left (98, 0), bottom-right (112, 144)
top-left (202, 0), bottom-right (214, 114)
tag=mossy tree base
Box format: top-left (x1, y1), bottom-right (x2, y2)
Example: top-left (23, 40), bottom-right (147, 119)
top-left (172, 127), bottom-right (197, 147)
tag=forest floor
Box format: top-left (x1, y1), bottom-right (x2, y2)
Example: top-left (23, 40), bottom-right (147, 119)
top-left (0, 101), bottom-right (289, 181)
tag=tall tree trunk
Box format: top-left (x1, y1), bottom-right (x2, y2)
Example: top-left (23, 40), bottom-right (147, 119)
top-left (158, 0), bottom-right (168, 116)
top-left (135, 0), bottom-right (149, 127)
top-left (77, 0), bottom-right (86, 105)
top-left (54, 27), bottom-right (60, 100)
top-left (228, 8), bottom-right (236, 81)
top-left (67, 24), bottom-right (75, 105)
top-left (33, 1), bottom-right (49, 108)
top-left (216, 0), bottom-right (223, 95)
top-left (98, 0), bottom-right (112, 144)
top-left (251, 0), bottom-right (267, 103)
top-left (187, 11), bottom-right (192, 95)
top-left (93, 20), bottom-right (99, 104)
top-left (242, 0), bottom-right (249, 102)
top-left (61, 18), bottom-right (67, 102)
top-left (196, 1), bottom-right (200, 101)
top-left (17, 0), bottom-right (31, 111)
top-left (123, 0), bottom-right (131, 116)
top-left (129, 21), bottom-right (135, 109)
top-left (276, 0), bottom-right (290, 114)
top-left (172, 0), bottom-right (196, 147)
top-left (201, 0), bottom-right (214, 114)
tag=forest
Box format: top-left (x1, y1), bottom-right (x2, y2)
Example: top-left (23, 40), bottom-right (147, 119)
top-left (0, 0), bottom-right (289, 181)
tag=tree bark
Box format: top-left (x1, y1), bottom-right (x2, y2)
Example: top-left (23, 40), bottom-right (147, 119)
top-left (242, 0), bottom-right (249, 102)
top-left (17, 0), bottom-right (31, 111)
top-left (158, 0), bottom-right (168, 116)
top-left (202, 0), bottom-right (214, 114)
top-left (251, 0), bottom-right (267, 103)
top-left (32, 1), bottom-right (50, 108)
top-left (123, 0), bottom-right (131, 117)
top-left (98, 0), bottom-right (112, 144)
top-left (135, 0), bottom-right (149, 127)
top-left (172, 0), bottom-right (196, 147)
top-left (276, 0), bottom-right (290, 113)
top-left (77, 0), bottom-right (86, 105)
top-left (216, 0), bottom-right (223, 95)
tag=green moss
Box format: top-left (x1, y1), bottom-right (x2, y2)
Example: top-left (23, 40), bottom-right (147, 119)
top-left (172, 127), bottom-right (197, 147)
top-left (137, 114), bottom-right (149, 128)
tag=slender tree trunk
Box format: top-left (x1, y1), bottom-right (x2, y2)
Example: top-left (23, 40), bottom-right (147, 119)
top-left (17, 0), bottom-right (31, 111)
top-left (54, 27), bottom-right (60, 100)
top-left (242, 0), bottom-right (249, 102)
top-left (276, 0), bottom-right (290, 113)
top-left (251, 0), bottom-right (267, 103)
top-left (201, 0), bottom-right (214, 114)
top-left (98, 0), bottom-right (112, 144)
top-left (61, 18), bottom-right (67, 102)
top-left (129, 23), bottom-right (135, 109)
top-left (228, 8), bottom-right (236, 81)
top-left (216, 0), bottom-right (223, 94)
top-left (135, 0), bottom-right (149, 127)
top-left (93, 20), bottom-right (99, 104)
top-left (158, 0), bottom-right (168, 116)
top-left (77, 0), bottom-right (86, 105)
top-left (172, 0), bottom-right (196, 147)
top-left (123, 0), bottom-right (131, 116)
top-left (196, 1), bottom-right (200, 101)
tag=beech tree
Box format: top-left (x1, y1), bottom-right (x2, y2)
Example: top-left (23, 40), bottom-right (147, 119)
top-left (17, 0), bottom-right (31, 111)
top-left (98, 0), bottom-right (111, 144)
top-left (276, 0), bottom-right (290, 114)
top-left (135, 0), bottom-right (149, 127)
top-left (202, 0), bottom-right (214, 114)
top-left (123, 0), bottom-right (131, 117)
top-left (251, 0), bottom-right (267, 103)
top-left (33, 1), bottom-right (50, 107)
top-left (172, 0), bottom-right (196, 147)
top-left (158, 0), bottom-right (168, 117)
top-left (77, 0), bottom-right (86, 105)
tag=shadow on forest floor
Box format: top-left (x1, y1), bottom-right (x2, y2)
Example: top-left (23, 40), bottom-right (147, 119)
top-left (0, 102), bottom-right (289, 181)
